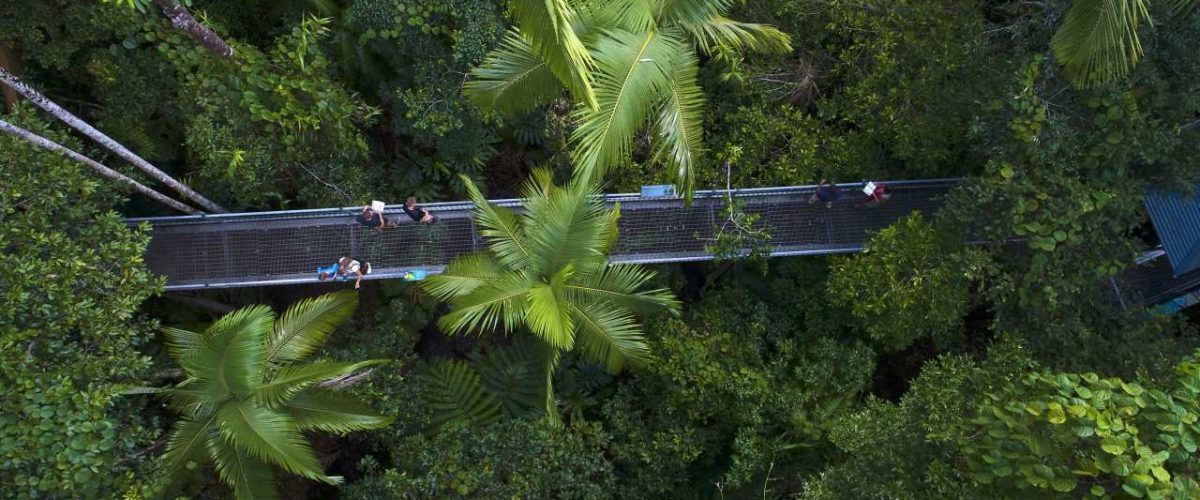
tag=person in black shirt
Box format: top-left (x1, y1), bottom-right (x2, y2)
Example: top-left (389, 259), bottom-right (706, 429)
top-left (403, 197), bottom-right (438, 224)
top-left (357, 205), bottom-right (395, 230)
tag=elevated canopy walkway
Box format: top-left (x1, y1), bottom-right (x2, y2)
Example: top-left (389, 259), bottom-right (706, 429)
top-left (129, 178), bottom-right (1200, 314)
top-left (131, 179), bottom-right (956, 291)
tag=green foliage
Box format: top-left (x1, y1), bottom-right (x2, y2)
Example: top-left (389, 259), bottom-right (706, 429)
top-left (804, 338), bottom-right (1037, 499)
top-left (705, 194), bottom-right (773, 265)
top-left (601, 262), bottom-right (875, 496)
top-left (466, 0), bottom-right (791, 198)
top-left (959, 358), bottom-right (1200, 498)
top-left (704, 147), bottom-right (774, 265)
top-left (828, 213), bottom-right (986, 352)
top-left (1050, 0), bottom-right (1200, 88)
top-left (345, 419), bottom-right (615, 499)
top-left (341, 0), bottom-right (506, 199)
top-left (0, 109), bottom-right (163, 499)
top-left (422, 170), bottom-right (678, 422)
top-left (138, 15), bottom-right (378, 208)
top-left (159, 291), bottom-right (392, 498)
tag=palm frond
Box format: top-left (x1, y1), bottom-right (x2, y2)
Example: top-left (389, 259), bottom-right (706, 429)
top-left (458, 174), bottom-right (532, 270)
top-left (682, 16), bottom-right (792, 55)
top-left (517, 167), bottom-right (558, 224)
top-left (422, 252), bottom-right (506, 301)
top-left (438, 277), bottom-right (533, 335)
top-left (656, 0), bottom-right (736, 26)
top-left (509, 0), bottom-right (599, 109)
top-left (161, 415), bottom-right (219, 479)
top-left (571, 29), bottom-right (679, 184)
top-left (526, 279), bottom-right (576, 350)
top-left (167, 382), bottom-right (231, 418)
top-left (284, 388), bottom-right (394, 434)
top-left (253, 360), bottom-right (387, 408)
top-left (196, 305), bottom-right (274, 398)
top-left (475, 338), bottom-right (546, 418)
top-left (266, 291), bottom-right (357, 364)
top-left (417, 360), bottom-right (503, 426)
top-left (583, 0), bottom-right (659, 32)
top-left (465, 31), bottom-right (564, 115)
top-left (567, 264), bottom-right (680, 315)
top-left (215, 401), bottom-right (334, 483)
top-left (207, 432), bottom-right (282, 500)
top-left (655, 46), bottom-right (705, 201)
top-left (163, 326), bottom-right (205, 377)
top-left (523, 180), bottom-right (611, 273)
top-left (1050, 0), bottom-right (1151, 88)
top-left (1168, 0), bottom-right (1198, 15)
top-left (570, 301), bottom-right (650, 372)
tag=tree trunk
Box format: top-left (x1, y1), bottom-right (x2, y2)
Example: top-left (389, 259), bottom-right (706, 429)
top-left (153, 0), bottom-right (235, 59)
top-left (0, 68), bottom-right (228, 213)
top-left (0, 43), bottom-right (17, 113)
top-left (0, 118), bottom-right (200, 214)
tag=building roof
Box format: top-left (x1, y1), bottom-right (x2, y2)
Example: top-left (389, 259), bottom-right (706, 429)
top-left (1146, 187), bottom-right (1200, 276)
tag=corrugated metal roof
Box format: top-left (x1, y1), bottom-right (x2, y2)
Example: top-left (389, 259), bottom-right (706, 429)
top-left (1145, 186), bottom-right (1200, 276)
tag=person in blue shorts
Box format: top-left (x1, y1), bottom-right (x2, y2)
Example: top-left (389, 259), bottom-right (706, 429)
top-left (317, 262), bottom-right (340, 282)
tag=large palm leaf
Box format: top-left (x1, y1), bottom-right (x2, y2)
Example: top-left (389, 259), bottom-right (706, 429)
top-left (509, 0), bottom-right (599, 109)
top-left (464, 31), bottom-right (564, 115)
top-left (266, 290), bottom-right (357, 364)
top-left (421, 171), bottom-right (678, 424)
top-left (570, 29), bottom-right (679, 183)
top-left (1051, 0), bottom-right (1151, 88)
top-left (159, 293), bottom-right (390, 499)
top-left (655, 47), bottom-right (705, 200)
top-left (284, 389), bottom-right (393, 434)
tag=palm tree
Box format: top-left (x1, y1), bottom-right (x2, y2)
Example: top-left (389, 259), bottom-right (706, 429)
top-left (421, 170), bottom-right (679, 424)
top-left (1051, 0), bottom-right (1197, 88)
top-left (105, 0), bottom-right (235, 58)
top-left (0, 118), bottom-right (199, 214)
top-left (0, 68), bottom-right (228, 213)
top-left (158, 291), bottom-right (392, 499)
top-left (464, 0), bottom-right (791, 201)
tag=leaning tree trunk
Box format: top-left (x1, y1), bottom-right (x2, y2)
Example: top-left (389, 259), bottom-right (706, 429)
top-left (0, 118), bottom-right (200, 214)
top-left (0, 68), bottom-right (228, 213)
top-left (153, 0), bottom-right (235, 59)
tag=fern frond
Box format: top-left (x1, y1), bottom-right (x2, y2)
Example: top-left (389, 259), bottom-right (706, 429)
top-left (417, 360), bottom-right (503, 426)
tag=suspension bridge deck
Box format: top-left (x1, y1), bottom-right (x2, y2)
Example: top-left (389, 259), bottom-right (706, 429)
top-left (131, 180), bottom-right (957, 291)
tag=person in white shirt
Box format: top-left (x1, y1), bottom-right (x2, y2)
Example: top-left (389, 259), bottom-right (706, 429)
top-left (336, 257), bottom-right (371, 289)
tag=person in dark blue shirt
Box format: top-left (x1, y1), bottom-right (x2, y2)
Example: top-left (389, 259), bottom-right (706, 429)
top-left (357, 205), bottom-right (395, 230)
top-left (808, 178), bottom-right (842, 208)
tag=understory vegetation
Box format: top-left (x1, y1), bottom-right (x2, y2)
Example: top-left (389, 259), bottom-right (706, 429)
top-left (2, 0), bottom-right (1200, 498)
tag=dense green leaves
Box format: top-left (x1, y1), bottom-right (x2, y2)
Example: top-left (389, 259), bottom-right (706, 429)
top-left (423, 170), bottom-right (677, 422)
top-left (160, 292), bottom-right (390, 498)
top-left (0, 109), bottom-right (163, 499)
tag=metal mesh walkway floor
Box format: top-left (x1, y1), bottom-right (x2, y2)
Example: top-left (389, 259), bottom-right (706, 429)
top-left (132, 180), bottom-right (957, 290)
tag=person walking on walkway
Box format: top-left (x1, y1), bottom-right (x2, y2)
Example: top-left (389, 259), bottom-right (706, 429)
top-left (403, 197), bottom-right (438, 224)
top-left (316, 261), bottom-right (340, 282)
top-left (357, 202), bottom-right (396, 230)
top-left (808, 178), bottom-right (842, 208)
top-left (337, 257), bottom-right (371, 289)
top-left (856, 181), bottom-right (891, 209)
top-left (317, 257), bottom-right (371, 289)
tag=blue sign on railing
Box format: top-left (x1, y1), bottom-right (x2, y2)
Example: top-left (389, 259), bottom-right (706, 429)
top-left (641, 185), bottom-right (676, 198)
